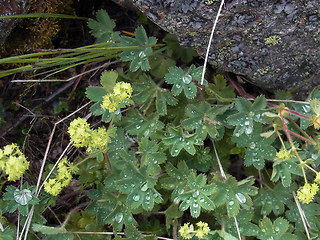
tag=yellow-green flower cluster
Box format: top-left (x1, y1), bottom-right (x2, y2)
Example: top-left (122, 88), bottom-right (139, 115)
top-left (44, 157), bottom-right (78, 196)
top-left (297, 183), bottom-right (319, 204)
top-left (68, 118), bottom-right (110, 152)
top-left (276, 149), bottom-right (294, 161)
top-left (0, 143), bottom-right (29, 181)
top-left (179, 221), bottom-right (211, 239)
top-left (101, 82), bottom-right (133, 112)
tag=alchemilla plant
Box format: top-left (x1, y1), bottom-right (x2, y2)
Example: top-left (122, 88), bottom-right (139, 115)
top-left (1, 9), bottom-right (320, 240)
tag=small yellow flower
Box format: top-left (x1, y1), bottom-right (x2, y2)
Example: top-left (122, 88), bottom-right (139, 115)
top-left (101, 94), bottom-right (118, 112)
top-left (315, 172), bottom-right (320, 184)
top-left (276, 149), bottom-right (294, 161)
top-left (44, 157), bottom-right (77, 196)
top-left (179, 223), bottom-right (194, 239)
top-left (87, 127), bottom-right (110, 152)
top-left (297, 183), bottom-right (319, 204)
top-left (44, 179), bottom-right (63, 196)
top-left (113, 82), bottom-right (133, 100)
top-left (195, 221), bottom-right (211, 238)
top-left (0, 143), bottom-right (29, 181)
top-left (68, 118), bottom-right (92, 148)
top-left (100, 81), bottom-right (133, 112)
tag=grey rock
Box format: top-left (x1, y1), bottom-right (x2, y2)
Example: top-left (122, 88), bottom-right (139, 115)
top-left (115, 0), bottom-right (320, 92)
top-left (0, 0), bottom-right (28, 46)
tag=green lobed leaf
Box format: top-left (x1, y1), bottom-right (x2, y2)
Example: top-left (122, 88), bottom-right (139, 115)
top-left (160, 161), bottom-right (191, 191)
top-left (254, 183), bottom-right (293, 216)
top-left (211, 174), bottom-right (258, 217)
top-left (122, 224), bottom-right (157, 240)
top-left (176, 172), bottom-right (216, 218)
top-left (149, 54), bottom-right (176, 78)
top-left (164, 65), bottom-right (207, 99)
top-left (100, 70), bottom-right (118, 92)
top-left (139, 137), bottom-right (166, 175)
top-left (133, 74), bottom-right (178, 115)
top-left (224, 209), bottom-right (259, 237)
top-left (162, 126), bottom-right (203, 157)
top-left (120, 26), bottom-right (157, 72)
top-left (87, 185), bottom-right (137, 231)
top-left (206, 74), bottom-right (235, 102)
top-left (116, 163), bottom-right (163, 211)
top-left (163, 34), bottom-right (198, 63)
top-left (182, 101), bottom-right (229, 140)
top-left (227, 96), bottom-right (267, 137)
top-left (0, 226), bottom-right (15, 240)
top-left (119, 109), bottom-right (164, 139)
top-left (271, 155), bottom-right (303, 187)
top-left (88, 10), bottom-right (120, 43)
top-left (85, 87), bottom-right (107, 102)
top-left (257, 217), bottom-right (297, 240)
top-left (231, 123), bottom-right (276, 169)
top-left (285, 201), bottom-right (320, 232)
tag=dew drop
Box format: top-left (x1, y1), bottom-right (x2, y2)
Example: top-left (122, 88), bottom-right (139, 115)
top-left (235, 193), bottom-right (246, 204)
top-left (244, 121), bottom-right (250, 126)
top-left (182, 74), bottom-right (192, 84)
top-left (235, 133), bottom-right (240, 137)
top-left (192, 191), bottom-right (200, 198)
top-left (193, 203), bottom-right (199, 208)
top-left (176, 84), bottom-right (181, 89)
top-left (245, 127), bottom-right (253, 134)
top-left (229, 201), bottom-right (234, 206)
top-left (146, 195), bottom-right (151, 200)
top-left (139, 51), bottom-right (146, 58)
top-left (275, 227), bottom-right (280, 232)
top-left (178, 189), bottom-right (184, 194)
top-left (302, 105), bottom-right (311, 112)
top-left (141, 182), bottom-right (148, 191)
top-left (249, 142), bottom-right (256, 149)
top-left (173, 197), bottom-right (180, 204)
top-left (133, 195), bottom-right (140, 201)
top-left (136, 125), bottom-right (141, 129)
top-left (114, 213), bottom-right (123, 223)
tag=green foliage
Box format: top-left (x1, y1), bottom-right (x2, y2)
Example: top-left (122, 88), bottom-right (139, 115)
top-left (211, 174), bottom-right (258, 217)
top-left (120, 26), bottom-right (157, 72)
top-left (257, 217), bottom-right (297, 240)
top-left (88, 9), bottom-right (120, 43)
top-left (164, 64), bottom-right (206, 99)
top-left (2, 183), bottom-right (39, 216)
top-left (2, 9), bottom-right (320, 240)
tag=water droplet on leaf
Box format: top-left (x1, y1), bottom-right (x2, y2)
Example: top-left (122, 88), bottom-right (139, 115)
top-left (139, 51), bottom-right (146, 58)
top-left (235, 192), bottom-right (246, 203)
top-left (245, 127), bottom-right (253, 134)
top-left (114, 213), bottom-right (123, 223)
top-left (182, 74), bottom-right (192, 84)
top-left (133, 195), bottom-right (140, 201)
top-left (141, 182), bottom-right (148, 191)
top-left (192, 191), bottom-right (200, 198)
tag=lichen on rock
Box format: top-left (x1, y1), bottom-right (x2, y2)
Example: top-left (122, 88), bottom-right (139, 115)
top-left (115, 0), bottom-right (320, 93)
